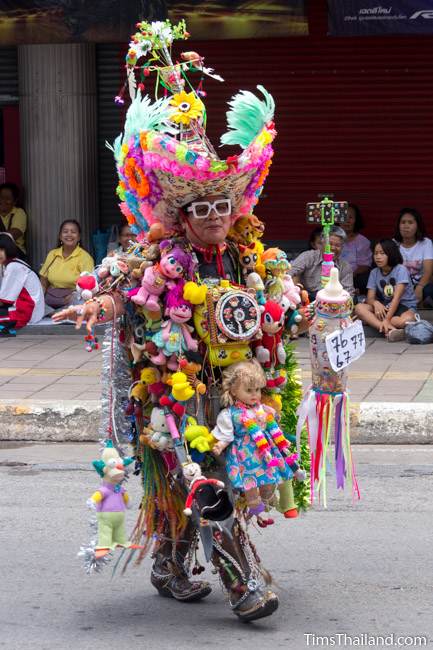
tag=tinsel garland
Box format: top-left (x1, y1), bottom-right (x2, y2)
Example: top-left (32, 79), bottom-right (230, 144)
top-left (99, 323), bottom-right (131, 445)
top-left (279, 343), bottom-right (311, 512)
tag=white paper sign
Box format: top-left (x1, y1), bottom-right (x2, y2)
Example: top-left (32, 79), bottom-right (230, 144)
top-left (325, 320), bottom-right (366, 372)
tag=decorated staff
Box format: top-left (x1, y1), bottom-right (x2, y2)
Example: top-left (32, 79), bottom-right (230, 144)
top-left (298, 198), bottom-right (361, 505)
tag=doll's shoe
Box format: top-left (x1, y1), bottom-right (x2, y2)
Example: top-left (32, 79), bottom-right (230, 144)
top-left (94, 548), bottom-right (110, 559)
top-left (256, 517), bottom-right (274, 528)
top-left (150, 556), bottom-right (212, 602)
top-left (283, 508), bottom-right (298, 519)
top-left (232, 584), bottom-right (279, 622)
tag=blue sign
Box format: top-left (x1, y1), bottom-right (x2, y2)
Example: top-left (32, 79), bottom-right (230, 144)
top-left (328, 1), bottom-right (433, 36)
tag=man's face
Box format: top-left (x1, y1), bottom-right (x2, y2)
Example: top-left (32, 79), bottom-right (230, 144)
top-left (181, 194), bottom-right (232, 246)
top-left (321, 235), bottom-right (344, 259)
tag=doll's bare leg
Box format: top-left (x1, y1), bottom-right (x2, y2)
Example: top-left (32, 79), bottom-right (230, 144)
top-left (244, 487), bottom-right (265, 515)
top-left (259, 484), bottom-right (276, 505)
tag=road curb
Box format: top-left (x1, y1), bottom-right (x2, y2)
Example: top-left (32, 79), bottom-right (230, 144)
top-left (0, 399), bottom-right (432, 444)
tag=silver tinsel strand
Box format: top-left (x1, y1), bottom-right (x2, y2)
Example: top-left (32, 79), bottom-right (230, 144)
top-left (78, 514), bottom-right (112, 575)
top-left (99, 322), bottom-right (131, 446)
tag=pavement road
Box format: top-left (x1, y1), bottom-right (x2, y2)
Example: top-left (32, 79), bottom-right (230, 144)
top-left (1, 443), bottom-right (433, 650)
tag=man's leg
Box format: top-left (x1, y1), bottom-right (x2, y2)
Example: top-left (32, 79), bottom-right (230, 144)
top-left (150, 518), bottom-right (212, 602)
top-left (211, 518), bottom-right (279, 622)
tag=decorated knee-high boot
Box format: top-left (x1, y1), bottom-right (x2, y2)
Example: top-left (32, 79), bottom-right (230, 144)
top-left (211, 520), bottom-right (279, 622)
top-left (150, 521), bottom-right (212, 602)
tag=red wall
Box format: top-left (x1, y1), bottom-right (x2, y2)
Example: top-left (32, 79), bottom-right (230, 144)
top-left (186, 2), bottom-right (433, 243)
top-left (2, 105), bottom-right (21, 187)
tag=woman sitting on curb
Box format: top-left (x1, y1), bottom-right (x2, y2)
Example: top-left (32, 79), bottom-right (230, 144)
top-left (39, 219), bottom-right (94, 309)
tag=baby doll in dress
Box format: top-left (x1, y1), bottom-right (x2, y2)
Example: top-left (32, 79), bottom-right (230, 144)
top-left (212, 359), bottom-right (295, 522)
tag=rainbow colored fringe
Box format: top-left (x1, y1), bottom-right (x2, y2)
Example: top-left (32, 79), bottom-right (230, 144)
top-left (130, 445), bottom-right (187, 563)
top-left (296, 388), bottom-right (360, 507)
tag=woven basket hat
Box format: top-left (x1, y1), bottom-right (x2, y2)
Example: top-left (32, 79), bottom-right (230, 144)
top-left (112, 20), bottom-right (276, 235)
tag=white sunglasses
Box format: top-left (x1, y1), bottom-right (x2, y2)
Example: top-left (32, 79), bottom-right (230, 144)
top-left (186, 198), bottom-right (232, 220)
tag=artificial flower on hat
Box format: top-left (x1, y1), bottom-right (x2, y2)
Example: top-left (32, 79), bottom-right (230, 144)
top-left (110, 19), bottom-right (277, 235)
top-left (169, 90), bottom-right (205, 125)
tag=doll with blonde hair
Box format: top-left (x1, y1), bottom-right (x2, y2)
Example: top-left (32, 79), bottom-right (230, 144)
top-left (212, 359), bottom-right (295, 520)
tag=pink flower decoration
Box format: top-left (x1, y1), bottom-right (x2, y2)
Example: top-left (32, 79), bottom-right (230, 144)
top-left (165, 139), bottom-right (177, 154)
top-left (140, 202), bottom-right (156, 225)
top-left (120, 202), bottom-right (133, 219)
top-left (195, 157), bottom-right (210, 171)
top-left (136, 231), bottom-right (146, 243)
top-left (160, 157), bottom-right (172, 172)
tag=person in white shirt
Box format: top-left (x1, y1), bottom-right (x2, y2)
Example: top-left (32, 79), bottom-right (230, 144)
top-left (394, 208), bottom-right (433, 307)
top-left (0, 233), bottom-right (44, 336)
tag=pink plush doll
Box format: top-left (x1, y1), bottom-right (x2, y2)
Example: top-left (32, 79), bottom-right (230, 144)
top-left (131, 241), bottom-right (195, 313)
top-left (150, 284), bottom-right (198, 370)
top-left (282, 273), bottom-right (301, 310)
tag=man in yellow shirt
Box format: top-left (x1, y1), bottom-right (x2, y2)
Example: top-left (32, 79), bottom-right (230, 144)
top-left (0, 183), bottom-right (27, 254)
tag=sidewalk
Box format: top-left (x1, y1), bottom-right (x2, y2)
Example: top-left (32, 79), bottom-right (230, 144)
top-left (0, 330), bottom-right (432, 442)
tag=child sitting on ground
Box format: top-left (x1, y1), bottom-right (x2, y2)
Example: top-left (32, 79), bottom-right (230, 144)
top-left (355, 239), bottom-right (417, 342)
top-left (0, 233), bottom-right (44, 336)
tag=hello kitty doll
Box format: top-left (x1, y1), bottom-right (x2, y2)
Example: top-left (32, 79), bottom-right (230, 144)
top-left (131, 241), bottom-right (195, 313)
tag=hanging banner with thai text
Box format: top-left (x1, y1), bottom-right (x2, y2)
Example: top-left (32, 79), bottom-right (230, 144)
top-left (328, 0), bottom-right (433, 36)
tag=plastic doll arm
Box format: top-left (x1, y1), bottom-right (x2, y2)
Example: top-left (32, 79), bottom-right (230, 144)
top-left (52, 291), bottom-right (124, 333)
top-left (212, 440), bottom-right (229, 456)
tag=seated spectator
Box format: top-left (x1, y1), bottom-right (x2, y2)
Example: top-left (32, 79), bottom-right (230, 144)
top-left (109, 224), bottom-right (137, 255)
top-left (340, 203), bottom-right (372, 295)
top-left (394, 208), bottom-right (433, 307)
top-left (307, 226), bottom-right (323, 251)
top-left (39, 220), bottom-right (94, 309)
top-left (355, 239), bottom-right (416, 342)
top-left (0, 182), bottom-right (27, 258)
top-left (0, 233), bottom-right (44, 336)
top-left (290, 226), bottom-right (354, 301)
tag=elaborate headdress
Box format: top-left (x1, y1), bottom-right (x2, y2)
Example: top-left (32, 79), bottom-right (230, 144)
top-left (111, 19), bottom-right (276, 235)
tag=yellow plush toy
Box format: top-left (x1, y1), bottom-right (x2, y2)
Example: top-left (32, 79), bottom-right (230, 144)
top-left (184, 416), bottom-right (217, 453)
top-left (167, 371), bottom-right (195, 402)
top-left (183, 281), bottom-right (207, 305)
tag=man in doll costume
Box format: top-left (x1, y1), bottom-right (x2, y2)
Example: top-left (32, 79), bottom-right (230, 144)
top-left (55, 20), bottom-right (302, 622)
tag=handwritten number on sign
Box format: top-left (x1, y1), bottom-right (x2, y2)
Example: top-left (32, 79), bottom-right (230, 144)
top-left (325, 320), bottom-right (366, 372)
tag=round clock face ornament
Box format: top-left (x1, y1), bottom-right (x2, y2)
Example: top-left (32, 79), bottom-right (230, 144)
top-left (215, 291), bottom-right (261, 340)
